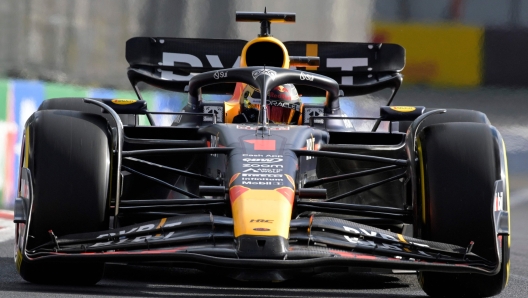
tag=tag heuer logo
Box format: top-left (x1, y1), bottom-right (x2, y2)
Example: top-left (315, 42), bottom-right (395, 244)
top-left (252, 69), bottom-right (277, 81)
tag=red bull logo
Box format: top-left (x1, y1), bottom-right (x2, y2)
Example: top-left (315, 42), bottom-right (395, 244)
top-left (276, 86), bottom-right (288, 93)
top-left (269, 89), bottom-right (292, 100)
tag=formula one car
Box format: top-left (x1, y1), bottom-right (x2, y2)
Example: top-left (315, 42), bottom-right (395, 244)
top-left (14, 11), bottom-right (510, 297)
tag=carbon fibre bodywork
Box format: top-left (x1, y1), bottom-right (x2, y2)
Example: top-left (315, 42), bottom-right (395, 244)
top-left (15, 116), bottom-right (509, 279)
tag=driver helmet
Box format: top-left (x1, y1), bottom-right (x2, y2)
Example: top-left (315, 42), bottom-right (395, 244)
top-left (241, 83), bottom-right (301, 124)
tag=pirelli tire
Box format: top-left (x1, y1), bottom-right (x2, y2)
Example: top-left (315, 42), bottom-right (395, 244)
top-left (417, 122), bottom-right (510, 298)
top-left (19, 110), bottom-right (111, 285)
top-left (398, 108), bottom-right (489, 133)
top-left (38, 97), bottom-right (137, 127)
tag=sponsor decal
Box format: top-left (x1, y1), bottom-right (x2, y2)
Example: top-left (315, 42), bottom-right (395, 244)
top-left (242, 168), bottom-right (283, 173)
top-left (203, 106), bottom-right (223, 122)
top-left (300, 71), bottom-right (315, 81)
top-left (242, 158), bottom-right (283, 163)
top-left (327, 57), bottom-right (369, 85)
top-left (159, 51), bottom-right (369, 85)
top-left (111, 99), bottom-right (137, 105)
top-left (242, 164), bottom-right (283, 168)
top-left (213, 71), bottom-right (228, 79)
top-left (240, 172), bottom-right (285, 184)
top-left (252, 69), bottom-right (277, 81)
top-left (236, 125), bottom-right (290, 131)
top-left (90, 218), bottom-right (181, 247)
top-left (242, 174), bottom-right (283, 178)
top-left (304, 107), bottom-right (324, 124)
top-left (495, 190), bottom-right (504, 211)
top-left (343, 225), bottom-right (397, 241)
top-left (242, 177), bottom-right (283, 182)
top-left (306, 135), bottom-right (315, 160)
top-left (269, 85), bottom-right (295, 101)
top-left (494, 181), bottom-right (504, 212)
top-left (209, 134), bottom-right (219, 148)
top-left (268, 92), bottom-right (292, 101)
top-left (94, 222), bottom-right (181, 241)
top-left (242, 181), bottom-right (282, 186)
top-left (19, 177), bottom-right (30, 199)
top-left (244, 139), bottom-right (276, 151)
top-left (208, 133), bottom-right (220, 157)
top-left (343, 236), bottom-right (403, 252)
top-left (250, 219), bottom-right (274, 223)
top-left (342, 224), bottom-right (430, 254)
top-left (237, 125), bottom-right (256, 130)
top-left (160, 52), bottom-right (240, 81)
top-left (390, 106), bottom-right (416, 112)
top-left (276, 85), bottom-right (287, 92)
top-left (242, 154), bottom-right (283, 157)
top-left (267, 100), bottom-right (300, 111)
top-left (90, 232), bottom-right (179, 248)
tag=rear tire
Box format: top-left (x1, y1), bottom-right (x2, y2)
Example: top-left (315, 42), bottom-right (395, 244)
top-left (417, 122), bottom-right (509, 297)
top-left (18, 110), bottom-right (111, 285)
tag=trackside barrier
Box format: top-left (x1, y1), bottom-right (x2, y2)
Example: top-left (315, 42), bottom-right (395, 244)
top-left (0, 79), bottom-right (186, 209)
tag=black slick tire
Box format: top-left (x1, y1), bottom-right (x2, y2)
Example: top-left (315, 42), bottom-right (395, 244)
top-left (398, 108), bottom-right (489, 133)
top-left (18, 110), bottom-right (111, 285)
top-left (417, 122), bottom-right (509, 297)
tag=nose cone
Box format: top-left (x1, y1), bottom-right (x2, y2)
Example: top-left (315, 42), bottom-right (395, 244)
top-left (229, 187), bottom-right (294, 259)
top-left (230, 187), bottom-right (294, 238)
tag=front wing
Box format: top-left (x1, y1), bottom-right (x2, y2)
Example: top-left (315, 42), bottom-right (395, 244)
top-left (23, 215), bottom-right (499, 276)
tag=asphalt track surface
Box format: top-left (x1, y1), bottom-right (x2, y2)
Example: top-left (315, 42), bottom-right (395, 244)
top-left (0, 194), bottom-right (527, 298)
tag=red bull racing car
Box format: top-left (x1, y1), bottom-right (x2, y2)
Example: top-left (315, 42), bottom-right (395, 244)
top-left (13, 11), bottom-right (510, 297)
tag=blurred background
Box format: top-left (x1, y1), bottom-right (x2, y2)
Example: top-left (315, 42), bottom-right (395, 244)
top-left (0, 0), bottom-right (527, 209)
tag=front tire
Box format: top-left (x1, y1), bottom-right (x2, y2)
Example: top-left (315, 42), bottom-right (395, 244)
top-left (17, 110), bottom-right (111, 285)
top-left (417, 122), bottom-right (509, 297)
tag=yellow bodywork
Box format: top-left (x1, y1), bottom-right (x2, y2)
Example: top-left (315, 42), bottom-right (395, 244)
top-left (224, 36), bottom-right (292, 123)
top-left (230, 186), bottom-right (294, 238)
top-left (240, 36), bottom-right (290, 69)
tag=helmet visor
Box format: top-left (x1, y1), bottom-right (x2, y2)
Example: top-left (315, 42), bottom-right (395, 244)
top-left (267, 105), bottom-right (295, 124)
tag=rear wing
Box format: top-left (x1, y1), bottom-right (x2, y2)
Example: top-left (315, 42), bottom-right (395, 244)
top-left (284, 41), bottom-right (404, 90)
top-left (126, 37), bottom-right (405, 97)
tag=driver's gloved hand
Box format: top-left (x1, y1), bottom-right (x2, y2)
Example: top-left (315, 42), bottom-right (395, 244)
top-left (233, 108), bottom-right (259, 123)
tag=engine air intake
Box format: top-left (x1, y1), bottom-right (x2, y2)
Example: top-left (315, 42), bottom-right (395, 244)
top-left (245, 42), bottom-right (285, 68)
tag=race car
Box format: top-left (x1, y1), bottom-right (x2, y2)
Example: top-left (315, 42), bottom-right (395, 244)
top-left (13, 10), bottom-right (510, 297)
